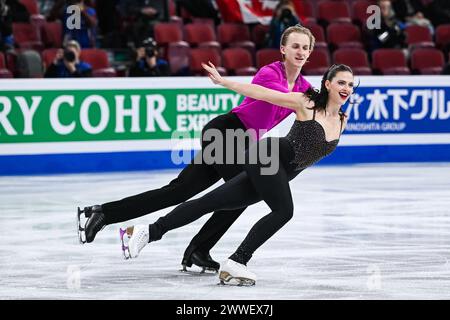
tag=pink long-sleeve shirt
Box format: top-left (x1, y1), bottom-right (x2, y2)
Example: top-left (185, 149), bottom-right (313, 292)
top-left (231, 61), bottom-right (312, 140)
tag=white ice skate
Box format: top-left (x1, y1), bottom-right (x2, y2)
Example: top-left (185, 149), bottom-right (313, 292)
top-left (119, 225), bottom-right (149, 260)
top-left (219, 259), bottom-right (257, 286)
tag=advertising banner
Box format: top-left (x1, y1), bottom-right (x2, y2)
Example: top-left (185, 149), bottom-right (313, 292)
top-left (1, 76), bottom-right (449, 174)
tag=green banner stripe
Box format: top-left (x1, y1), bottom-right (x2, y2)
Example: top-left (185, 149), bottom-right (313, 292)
top-left (0, 89), bottom-right (244, 143)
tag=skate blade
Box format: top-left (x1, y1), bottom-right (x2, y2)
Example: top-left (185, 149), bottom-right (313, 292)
top-left (180, 265), bottom-right (218, 275)
top-left (218, 271), bottom-right (255, 286)
top-left (77, 207), bottom-right (87, 244)
top-left (120, 227), bottom-right (132, 260)
top-left (120, 227), bottom-right (137, 260)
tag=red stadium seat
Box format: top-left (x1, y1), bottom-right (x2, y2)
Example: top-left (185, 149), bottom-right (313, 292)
top-left (372, 49), bottom-right (410, 75)
top-left (154, 23), bottom-right (183, 45)
top-left (410, 48), bottom-right (445, 75)
top-left (435, 24), bottom-right (450, 51)
top-left (327, 23), bottom-right (363, 50)
top-left (184, 23), bottom-right (220, 50)
top-left (12, 23), bottom-right (44, 51)
top-left (191, 18), bottom-right (215, 29)
top-left (252, 24), bottom-right (270, 49)
top-left (317, 1), bottom-right (352, 25)
top-left (332, 48), bottom-right (372, 75)
top-left (405, 25), bottom-right (434, 49)
top-left (20, 0), bottom-right (46, 30)
top-left (0, 69), bottom-right (13, 78)
top-left (222, 48), bottom-right (257, 76)
top-left (256, 49), bottom-right (281, 69)
top-left (189, 48), bottom-right (226, 76)
top-left (292, 0), bottom-right (316, 24)
top-left (217, 23), bottom-right (255, 49)
top-left (351, 0), bottom-right (374, 27)
top-left (80, 49), bottom-right (117, 77)
top-left (41, 21), bottom-right (63, 48)
top-left (303, 22), bottom-right (327, 50)
top-left (167, 41), bottom-right (190, 75)
top-left (218, 23), bottom-right (251, 43)
top-left (4, 51), bottom-right (18, 76)
top-left (179, 6), bottom-right (192, 20)
top-left (217, 23), bottom-right (255, 57)
top-left (154, 23), bottom-right (184, 60)
top-left (80, 49), bottom-right (109, 69)
top-left (169, 15), bottom-right (183, 27)
top-left (30, 14), bottom-right (46, 28)
top-left (0, 51), bottom-right (8, 68)
top-left (91, 69), bottom-right (117, 77)
top-left (302, 48), bottom-right (330, 75)
top-left (0, 52), bottom-right (13, 78)
top-left (41, 48), bottom-right (59, 69)
top-left (168, 0), bottom-right (176, 16)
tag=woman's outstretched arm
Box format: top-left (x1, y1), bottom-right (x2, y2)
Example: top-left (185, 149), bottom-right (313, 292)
top-left (202, 62), bottom-right (308, 112)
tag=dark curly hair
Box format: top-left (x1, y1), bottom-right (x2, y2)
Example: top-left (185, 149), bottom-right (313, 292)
top-left (304, 64), bottom-right (354, 120)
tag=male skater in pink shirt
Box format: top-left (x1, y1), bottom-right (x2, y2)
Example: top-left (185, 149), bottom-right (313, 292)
top-left (78, 25), bottom-right (315, 272)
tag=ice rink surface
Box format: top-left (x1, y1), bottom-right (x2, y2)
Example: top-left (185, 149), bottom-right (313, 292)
top-left (1, 163), bottom-right (450, 300)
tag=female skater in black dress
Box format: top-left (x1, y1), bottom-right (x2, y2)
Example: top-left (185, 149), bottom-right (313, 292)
top-left (122, 63), bottom-right (353, 285)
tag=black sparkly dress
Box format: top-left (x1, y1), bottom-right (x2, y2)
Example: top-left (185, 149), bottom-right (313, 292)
top-left (286, 109), bottom-right (344, 171)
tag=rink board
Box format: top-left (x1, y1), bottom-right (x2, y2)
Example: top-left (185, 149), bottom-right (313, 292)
top-left (1, 76), bottom-right (449, 175)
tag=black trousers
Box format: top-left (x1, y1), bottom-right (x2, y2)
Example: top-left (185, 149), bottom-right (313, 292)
top-left (101, 112), bottom-right (251, 253)
top-left (149, 137), bottom-right (303, 265)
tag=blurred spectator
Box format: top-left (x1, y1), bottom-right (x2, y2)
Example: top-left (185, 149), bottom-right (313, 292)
top-left (369, 0), bottom-right (406, 50)
top-left (0, 0), bottom-right (13, 50)
top-left (128, 37), bottom-right (169, 77)
top-left (426, 0), bottom-right (450, 27)
top-left (119, 0), bottom-right (168, 46)
top-left (63, 0), bottom-right (97, 48)
top-left (443, 62), bottom-right (450, 75)
top-left (391, 0), bottom-right (434, 33)
top-left (46, 0), bottom-right (65, 21)
top-left (0, 0), bottom-right (29, 51)
top-left (44, 39), bottom-right (92, 77)
top-left (39, 0), bottom-right (56, 16)
top-left (267, 0), bottom-right (300, 49)
top-left (6, 0), bottom-right (30, 22)
top-left (95, 0), bottom-right (126, 48)
top-left (176, 0), bottom-right (220, 24)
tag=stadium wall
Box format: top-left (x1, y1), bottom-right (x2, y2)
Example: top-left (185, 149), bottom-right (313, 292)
top-left (1, 76), bottom-right (449, 175)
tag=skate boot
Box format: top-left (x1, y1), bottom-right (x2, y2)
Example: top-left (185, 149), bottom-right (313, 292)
top-left (181, 245), bottom-right (220, 273)
top-left (77, 205), bottom-right (106, 244)
top-left (219, 259), bottom-right (256, 286)
top-left (120, 225), bottom-right (149, 260)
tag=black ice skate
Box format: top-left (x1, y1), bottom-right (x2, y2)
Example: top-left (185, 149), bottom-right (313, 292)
top-left (181, 245), bottom-right (220, 273)
top-left (77, 205), bottom-right (106, 244)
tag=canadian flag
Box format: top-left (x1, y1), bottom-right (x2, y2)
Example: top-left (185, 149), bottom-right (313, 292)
top-left (215, 0), bottom-right (279, 25)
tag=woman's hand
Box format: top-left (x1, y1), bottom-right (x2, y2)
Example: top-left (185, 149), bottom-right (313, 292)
top-left (202, 61), bottom-right (225, 86)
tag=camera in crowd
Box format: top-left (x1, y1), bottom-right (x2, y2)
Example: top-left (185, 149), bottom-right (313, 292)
top-left (141, 37), bottom-right (158, 59)
top-left (63, 49), bottom-right (76, 63)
